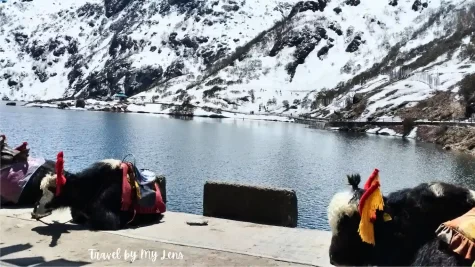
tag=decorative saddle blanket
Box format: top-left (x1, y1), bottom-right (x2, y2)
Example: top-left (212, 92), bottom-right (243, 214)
top-left (436, 207), bottom-right (475, 260)
top-left (120, 162), bottom-right (166, 214)
top-left (0, 157), bottom-right (45, 203)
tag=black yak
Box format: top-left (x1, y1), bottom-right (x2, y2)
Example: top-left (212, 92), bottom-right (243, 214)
top-left (31, 152), bottom-right (166, 230)
top-left (327, 169), bottom-right (475, 266)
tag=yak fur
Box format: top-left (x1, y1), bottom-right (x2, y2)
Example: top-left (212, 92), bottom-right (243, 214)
top-left (327, 177), bottom-right (475, 266)
top-left (33, 159), bottom-right (163, 230)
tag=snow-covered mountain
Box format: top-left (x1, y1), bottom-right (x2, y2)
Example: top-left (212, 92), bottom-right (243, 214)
top-left (1, 0), bottom-right (474, 119)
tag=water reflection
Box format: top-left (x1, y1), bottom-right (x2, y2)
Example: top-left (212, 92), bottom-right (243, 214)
top-left (1, 105), bottom-right (475, 230)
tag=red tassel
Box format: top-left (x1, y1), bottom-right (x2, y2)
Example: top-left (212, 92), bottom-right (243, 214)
top-left (363, 168), bottom-right (379, 190)
top-left (55, 151), bottom-right (67, 196)
top-left (14, 142), bottom-right (28, 151)
top-left (359, 181), bottom-right (380, 215)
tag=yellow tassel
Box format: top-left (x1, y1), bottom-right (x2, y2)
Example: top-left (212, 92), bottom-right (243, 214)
top-left (127, 174), bottom-right (141, 199)
top-left (134, 180), bottom-right (141, 199)
top-left (358, 186), bottom-right (384, 245)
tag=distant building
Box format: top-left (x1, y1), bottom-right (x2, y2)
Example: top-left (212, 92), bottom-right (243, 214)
top-left (113, 93), bottom-right (128, 102)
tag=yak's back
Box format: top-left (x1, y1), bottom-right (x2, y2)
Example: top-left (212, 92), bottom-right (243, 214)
top-left (384, 182), bottom-right (475, 244)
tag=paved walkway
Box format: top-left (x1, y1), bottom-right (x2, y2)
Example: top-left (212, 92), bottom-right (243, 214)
top-left (0, 208), bottom-right (332, 266)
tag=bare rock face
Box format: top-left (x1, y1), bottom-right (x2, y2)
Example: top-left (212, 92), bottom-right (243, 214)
top-left (104, 0), bottom-right (134, 17)
top-left (412, 0), bottom-right (428, 11)
top-left (396, 92), bottom-right (465, 121)
top-left (164, 60), bottom-right (185, 79)
top-left (75, 99), bottom-right (86, 108)
top-left (415, 124), bottom-right (475, 155)
top-left (345, 0), bottom-right (360, 6)
top-left (289, 0), bottom-right (327, 17)
top-left (7, 80), bottom-right (18, 87)
top-left (346, 35), bottom-right (363, 53)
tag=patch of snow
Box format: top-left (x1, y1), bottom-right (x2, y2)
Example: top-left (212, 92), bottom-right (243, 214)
top-left (366, 127), bottom-right (403, 137)
top-left (407, 127), bottom-right (418, 139)
top-left (366, 127), bottom-right (381, 134)
top-left (378, 128), bottom-right (402, 137)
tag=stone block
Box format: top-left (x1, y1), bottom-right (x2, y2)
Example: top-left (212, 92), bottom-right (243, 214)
top-left (203, 181), bottom-right (298, 227)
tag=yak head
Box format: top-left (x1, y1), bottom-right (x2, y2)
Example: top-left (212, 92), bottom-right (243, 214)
top-left (327, 170), bottom-right (391, 266)
top-left (31, 151), bottom-right (68, 220)
top-left (1, 135), bottom-right (29, 169)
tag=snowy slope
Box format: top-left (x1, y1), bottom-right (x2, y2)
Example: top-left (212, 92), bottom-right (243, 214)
top-left (1, 0), bottom-right (474, 119)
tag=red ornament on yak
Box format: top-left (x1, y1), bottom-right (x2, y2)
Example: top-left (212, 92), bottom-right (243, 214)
top-left (358, 168), bottom-right (385, 245)
top-left (55, 151), bottom-right (67, 196)
top-left (14, 142), bottom-right (28, 151)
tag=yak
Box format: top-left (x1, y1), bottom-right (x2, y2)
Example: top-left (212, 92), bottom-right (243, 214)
top-left (1, 134), bottom-right (165, 230)
top-left (31, 151), bottom-right (166, 230)
top-left (327, 169), bottom-right (475, 266)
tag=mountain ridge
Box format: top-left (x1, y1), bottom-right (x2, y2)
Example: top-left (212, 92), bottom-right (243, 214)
top-left (1, 0), bottom-right (474, 120)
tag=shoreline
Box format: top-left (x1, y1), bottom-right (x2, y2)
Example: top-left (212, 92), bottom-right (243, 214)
top-left (323, 123), bottom-right (475, 156)
top-left (6, 100), bottom-right (475, 156)
top-left (13, 100), bottom-right (295, 123)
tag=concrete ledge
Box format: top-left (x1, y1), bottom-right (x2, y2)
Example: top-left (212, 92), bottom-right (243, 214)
top-left (0, 209), bottom-right (331, 266)
top-left (203, 181), bottom-right (298, 227)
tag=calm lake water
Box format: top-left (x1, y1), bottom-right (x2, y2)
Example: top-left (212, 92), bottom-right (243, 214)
top-left (1, 103), bottom-right (475, 230)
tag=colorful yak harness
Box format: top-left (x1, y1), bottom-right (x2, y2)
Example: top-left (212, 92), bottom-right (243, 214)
top-left (120, 161), bottom-right (166, 218)
top-left (0, 141), bottom-right (44, 204)
top-left (0, 157), bottom-right (45, 203)
top-left (436, 207), bottom-right (475, 261)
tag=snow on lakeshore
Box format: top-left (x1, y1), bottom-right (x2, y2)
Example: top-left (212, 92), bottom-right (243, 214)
top-left (366, 127), bottom-right (381, 134)
top-left (23, 101), bottom-right (294, 123)
top-left (365, 127), bottom-right (403, 137)
top-left (407, 127), bottom-right (418, 139)
top-left (127, 103), bottom-right (295, 122)
top-left (24, 103), bottom-right (58, 108)
top-left (378, 128), bottom-right (403, 137)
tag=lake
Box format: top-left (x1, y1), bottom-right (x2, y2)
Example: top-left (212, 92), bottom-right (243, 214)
top-left (1, 103), bottom-right (475, 230)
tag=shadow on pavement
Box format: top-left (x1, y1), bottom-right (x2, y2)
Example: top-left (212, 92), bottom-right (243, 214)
top-left (0, 244), bottom-right (89, 266)
top-left (31, 221), bottom-right (86, 247)
top-left (0, 244), bottom-right (33, 257)
top-left (2, 257), bottom-right (89, 266)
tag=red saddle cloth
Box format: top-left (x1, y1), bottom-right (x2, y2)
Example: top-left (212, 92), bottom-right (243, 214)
top-left (120, 162), bottom-right (166, 214)
top-left (436, 207), bottom-right (475, 260)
